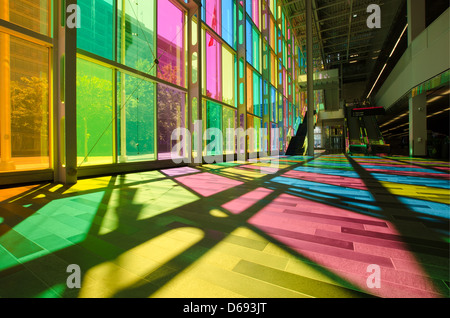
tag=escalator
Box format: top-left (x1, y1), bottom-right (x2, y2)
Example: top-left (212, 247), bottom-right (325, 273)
top-left (345, 104), bottom-right (390, 156)
top-left (286, 111), bottom-right (312, 156)
top-left (363, 115), bottom-right (390, 155)
top-left (346, 106), bottom-right (367, 155)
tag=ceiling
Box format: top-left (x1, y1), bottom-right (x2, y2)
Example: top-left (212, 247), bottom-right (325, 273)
top-left (280, 0), bottom-right (405, 86)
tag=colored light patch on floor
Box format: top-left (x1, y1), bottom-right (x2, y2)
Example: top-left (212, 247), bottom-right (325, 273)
top-left (0, 191), bottom-right (105, 271)
top-left (222, 188), bottom-right (273, 214)
top-left (293, 166), bottom-right (361, 178)
top-left (379, 181), bottom-right (450, 205)
top-left (294, 165), bottom-right (450, 190)
top-left (282, 170), bottom-right (368, 190)
top-left (2, 184), bottom-right (51, 203)
top-left (365, 168), bottom-right (449, 179)
top-left (270, 176), bottom-right (376, 206)
top-left (175, 173), bottom-right (243, 197)
top-left (78, 227), bottom-right (205, 298)
top-left (220, 167), bottom-right (268, 180)
top-left (160, 167), bottom-right (200, 177)
top-left (62, 177), bottom-right (113, 194)
top-left (247, 193), bottom-right (445, 298)
top-left (370, 173), bottom-right (450, 189)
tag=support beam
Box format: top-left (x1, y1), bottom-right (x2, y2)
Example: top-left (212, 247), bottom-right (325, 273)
top-left (0, 0), bottom-right (14, 171)
top-left (54, 0), bottom-right (77, 184)
top-left (236, 0), bottom-right (247, 160)
top-left (306, 0), bottom-right (314, 156)
top-left (409, 92), bottom-right (427, 157)
top-left (186, 0), bottom-right (202, 165)
top-left (407, 0), bottom-right (426, 44)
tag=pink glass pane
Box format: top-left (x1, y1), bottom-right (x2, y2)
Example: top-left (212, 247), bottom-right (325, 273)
top-left (252, 0), bottom-right (259, 28)
top-left (206, 0), bottom-right (221, 34)
top-left (206, 32), bottom-right (222, 101)
top-left (157, 0), bottom-right (185, 87)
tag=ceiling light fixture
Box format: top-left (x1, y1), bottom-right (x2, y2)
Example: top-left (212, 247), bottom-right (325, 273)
top-left (389, 24), bottom-right (408, 58)
top-left (427, 95), bottom-right (444, 103)
top-left (367, 63), bottom-right (387, 99)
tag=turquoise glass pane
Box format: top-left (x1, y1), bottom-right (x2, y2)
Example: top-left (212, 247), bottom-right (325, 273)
top-left (117, 72), bottom-right (155, 162)
top-left (222, 0), bottom-right (234, 48)
top-left (77, 0), bottom-right (114, 60)
top-left (246, 19), bottom-right (252, 63)
top-left (206, 101), bottom-right (222, 155)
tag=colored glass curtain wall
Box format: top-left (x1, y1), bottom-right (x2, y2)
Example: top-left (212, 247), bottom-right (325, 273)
top-left (206, 32), bottom-right (222, 101)
top-left (206, 101), bottom-right (222, 156)
top-left (157, 0), bottom-right (185, 87)
top-left (76, 58), bottom-right (114, 166)
top-left (0, 33), bottom-right (50, 172)
top-left (157, 84), bottom-right (186, 160)
top-left (78, 0), bottom-right (114, 60)
top-left (0, 0), bottom-right (51, 36)
top-left (117, 0), bottom-right (156, 75)
top-left (117, 72), bottom-right (156, 162)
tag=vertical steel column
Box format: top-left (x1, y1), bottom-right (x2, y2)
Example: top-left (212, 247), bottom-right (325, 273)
top-left (54, 0), bottom-right (77, 184)
top-left (237, 0), bottom-right (247, 160)
top-left (0, 0), bottom-right (14, 171)
top-left (407, 0), bottom-right (427, 157)
top-left (306, 0), bottom-right (314, 156)
top-left (261, 0), bottom-right (271, 156)
top-left (276, 1), bottom-right (284, 153)
top-left (186, 0), bottom-right (202, 165)
top-left (287, 20), bottom-right (293, 139)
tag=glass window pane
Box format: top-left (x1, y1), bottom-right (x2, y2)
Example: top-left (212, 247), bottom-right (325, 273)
top-left (246, 19), bottom-right (252, 64)
top-left (117, 72), bottom-right (155, 162)
top-left (1, 33), bottom-right (50, 172)
top-left (206, 0), bottom-right (221, 35)
top-left (1, 0), bottom-right (51, 36)
top-left (78, 0), bottom-right (114, 60)
top-left (253, 71), bottom-right (261, 116)
top-left (157, 84), bottom-right (186, 160)
top-left (206, 32), bottom-right (222, 101)
top-left (206, 101), bottom-right (222, 156)
top-left (117, 0), bottom-right (156, 75)
top-left (223, 106), bottom-right (236, 154)
top-left (246, 65), bottom-right (253, 113)
top-left (157, 0), bottom-right (185, 87)
top-left (222, 0), bottom-right (234, 47)
top-left (252, 26), bottom-right (260, 71)
top-left (76, 58), bottom-right (114, 166)
top-left (222, 46), bottom-right (234, 106)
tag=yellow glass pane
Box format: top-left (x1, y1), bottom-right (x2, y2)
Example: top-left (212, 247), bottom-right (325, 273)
top-left (1, 33), bottom-right (50, 172)
top-left (222, 47), bottom-right (234, 106)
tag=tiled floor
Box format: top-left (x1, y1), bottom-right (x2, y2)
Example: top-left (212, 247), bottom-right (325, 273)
top-left (0, 154), bottom-right (449, 298)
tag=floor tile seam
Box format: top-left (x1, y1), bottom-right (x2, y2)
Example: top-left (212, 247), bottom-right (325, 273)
top-left (207, 264), bottom-right (316, 298)
top-left (231, 259), bottom-right (373, 298)
top-left (351, 241), bottom-right (450, 268)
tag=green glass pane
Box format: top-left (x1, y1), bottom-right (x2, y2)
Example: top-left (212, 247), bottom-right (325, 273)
top-left (223, 106), bottom-right (236, 154)
top-left (117, 0), bottom-right (156, 75)
top-left (117, 72), bottom-right (155, 162)
top-left (77, 58), bottom-right (114, 166)
top-left (206, 101), bottom-right (222, 155)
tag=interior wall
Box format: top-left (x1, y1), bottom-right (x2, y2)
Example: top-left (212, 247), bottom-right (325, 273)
top-left (342, 81), bottom-right (366, 103)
